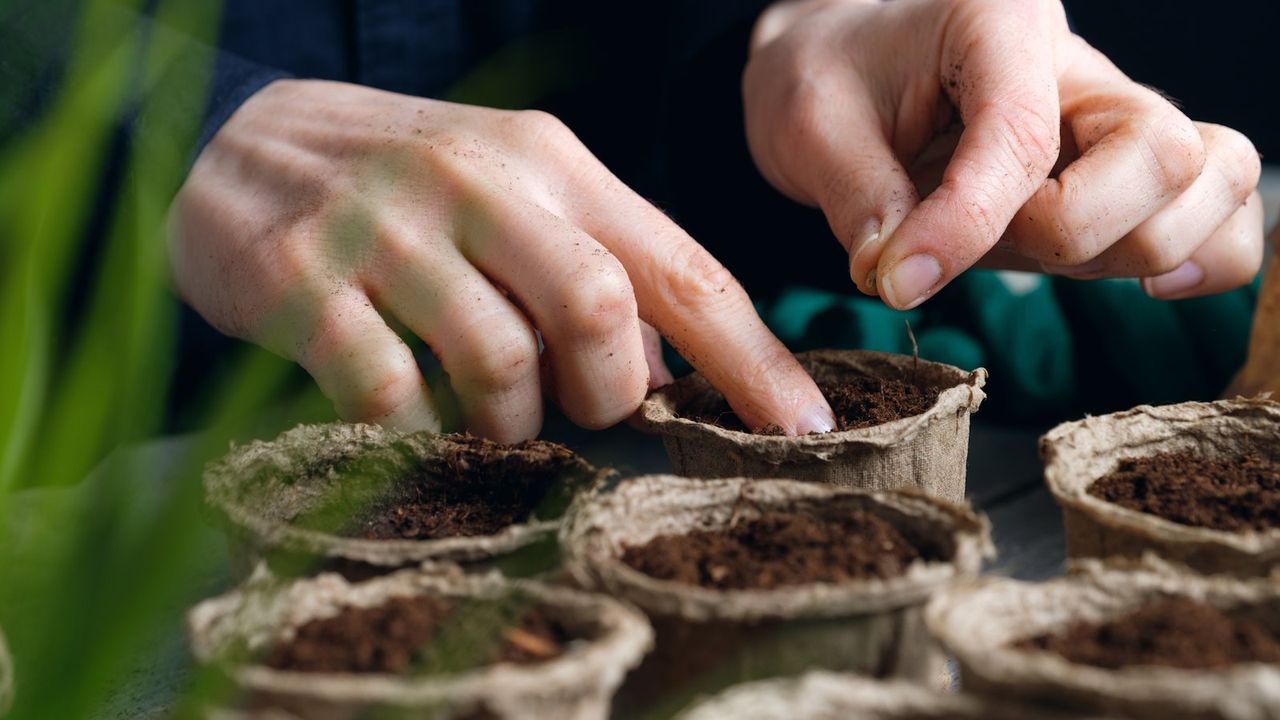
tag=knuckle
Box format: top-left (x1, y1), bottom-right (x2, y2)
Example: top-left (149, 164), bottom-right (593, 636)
top-left (558, 258), bottom-right (638, 341)
top-left (343, 352), bottom-right (424, 422)
top-left (991, 102), bottom-right (1061, 181)
top-left (452, 318), bottom-right (539, 397)
top-left (507, 109), bottom-right (578, 150)
top-left (1213, 127), bottom-right (1262, 201)
top-left (1139, 112), bottom-right (1206, 194)
top-left (657, 239), bottom-right (744, 309)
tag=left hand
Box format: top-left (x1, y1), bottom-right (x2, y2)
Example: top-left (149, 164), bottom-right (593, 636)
top-left (744, 0), bottom-right (1264, 309)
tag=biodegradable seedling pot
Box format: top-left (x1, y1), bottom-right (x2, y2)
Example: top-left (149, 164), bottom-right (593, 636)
top-left (640, 350), bottom-right (987, 502)
top-left (1226, 228), bottom-right (1280, 398)
top-left (560, 475), bottom-right (991, 717)
top-left (204, 423), bottom-right (610, 579)
top-left (674, 671), bottom-right (1109, 720)
top-left (926, 557), bottom-right (1280, 720)
top-left (187, 566), bottom-right (653, 720)
top-left (1041, 398), bottom-right (1280, 576)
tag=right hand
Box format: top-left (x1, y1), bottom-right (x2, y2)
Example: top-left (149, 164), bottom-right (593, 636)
top-left (169, 79), bottom-right (835, 441)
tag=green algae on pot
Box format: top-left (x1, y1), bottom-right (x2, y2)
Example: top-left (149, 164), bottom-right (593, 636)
top-left (187, 567), bottom-right (652, 720)
top-left (1040, 398), bottom-right (1280, 576)
top-left (926, 557), bottom-right (1280, 720)
top-left (640, 350), bottom-right (987, 503)
top-left (560, 475), bottom-right (991, 717)
top-left (675, 672), bottom-right (1110, 720)
top-left (204, 423), bottom-right (611, 580)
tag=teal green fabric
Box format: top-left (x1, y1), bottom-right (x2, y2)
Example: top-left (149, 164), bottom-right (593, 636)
top-left (723, 270), bottom-right (1262, 423)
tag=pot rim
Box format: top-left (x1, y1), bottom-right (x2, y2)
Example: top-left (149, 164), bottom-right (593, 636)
top-left (1041, 398), bottom-right (1280, 554)
top-left (639, 350), bottom-right (987, 458)
top-left (186, 566), bottom-right (654, 708)
top-left (204, 423), bottom-right (611, 565)
top-left (926, 557), bottom-right (1280, 713)
top-left (561, 475), bottom-right (993, 622)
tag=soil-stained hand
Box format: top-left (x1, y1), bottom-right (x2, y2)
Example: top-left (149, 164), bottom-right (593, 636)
top-left (170, 80), bottom-right (835, 440)
top-left (745, 0), bottom-right (1264, 309)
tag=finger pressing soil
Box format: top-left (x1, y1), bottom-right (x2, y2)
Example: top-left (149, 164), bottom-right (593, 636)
top-left (683, 375), bottom-right (945, 434)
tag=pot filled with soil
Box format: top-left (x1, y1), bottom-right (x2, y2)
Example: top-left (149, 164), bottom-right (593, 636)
top-left (187, 566), bottom-right (653, 720)
top-left (1040, 398), bottom-right (1280, 576)
top-left (639, 350), bottom-right (987, 502)
top-left (1225, 226), bottom-right (1280, 398)
top-left (926, 557), bottom-right (1280, 720)
top-left (204, 423), bottom-right (610, 580)
top-left (560, 475), bottom-right (991, 717)
top-left (673, 671), bottom-right (1106, 720)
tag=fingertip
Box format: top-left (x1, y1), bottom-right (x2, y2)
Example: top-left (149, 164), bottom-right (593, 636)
top-left (877, 253), bottom-right (943, 310)
top-left (793, 402), bottom-right (836, 435)
top-left (362, 383), bottom-right (442, 434)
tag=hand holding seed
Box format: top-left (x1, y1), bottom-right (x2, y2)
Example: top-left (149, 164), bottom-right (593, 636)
top-left (169, 80), bottom-right (836, 440)
top-left (745, 0), bottom-right (1264, 309)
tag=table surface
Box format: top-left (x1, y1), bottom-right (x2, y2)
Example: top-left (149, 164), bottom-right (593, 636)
top-left (78, 416), bottom-right (1060, 719)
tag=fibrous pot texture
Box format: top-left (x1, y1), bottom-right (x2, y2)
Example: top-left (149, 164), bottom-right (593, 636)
top-left (561, 475), bottom-right (991, 713)
top-left (1041, 398), bottom-right (1280, 576)
top-left (204, 423), bottom-right (608, 577)
top-left (187, 567), bottom-right (653, 720)
top-left (926, 557), bottom-right (1280, 720)
top-left (640, 350), bottom-right (986, 502)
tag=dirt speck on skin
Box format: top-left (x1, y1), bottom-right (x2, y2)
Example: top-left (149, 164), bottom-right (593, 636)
top-left (1017, 597), bottom-right (1280, 670)
top-left (1088, 451), bottom-right (1280, 532)
top-left (620, 509), bottom-right (938, 590)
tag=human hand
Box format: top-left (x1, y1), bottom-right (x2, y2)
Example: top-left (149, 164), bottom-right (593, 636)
top-left (170, 80), bottom-right (835, 440)
top-left (745, 0), bottom-right (1263, 309)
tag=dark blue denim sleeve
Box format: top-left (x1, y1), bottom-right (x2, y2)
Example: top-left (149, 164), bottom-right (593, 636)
top-left (194, 49), bottom-right (291, 162)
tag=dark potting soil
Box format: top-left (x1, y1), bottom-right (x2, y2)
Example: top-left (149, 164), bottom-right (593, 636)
top-left (265, 594), bottom-right (574, 674)
top-left (683, 374), bottom-right (945, 434)
top-left (1017, 597), bottom-right (1280, 670)
top-left (350, 437), bottom-right (579, 540)
top-left (1088, 451), bottom-right (1280, 532)
top-left (620, 509), bottom-right (937, 590)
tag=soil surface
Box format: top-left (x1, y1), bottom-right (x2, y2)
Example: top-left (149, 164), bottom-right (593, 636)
top-left (1088, 451), bottom-right (1280, 532)
top-left (620, 508), bottom-right (937, 589)
top-left (350, 437), bottom-right (579, 540)
top-left (1017, 597), bottom-right (1280, 670)
top-left (265, 594), bottom-right (573, 674)
top-left (683, 373), bottom-right (945, 434)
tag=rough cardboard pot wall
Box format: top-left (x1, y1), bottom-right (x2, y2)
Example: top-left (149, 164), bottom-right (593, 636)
top-left (187, 567), bottom-right (653, 720)
top-left (926, 558), bottom-right (1280, 720)
top-left (1040, 398), bottom-right (1280, 576)
top-left (640, 351), bottom-right (986, 503)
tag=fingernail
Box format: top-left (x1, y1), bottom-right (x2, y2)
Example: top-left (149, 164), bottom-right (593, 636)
top-left (879, 254), bottom-right (943, 310)
top-left (849, 220), bottom-right (884, 296)
top-left (794, 404), bottom-right (836, 435)
top-left (1142, 261), bottom-right (1205, 299)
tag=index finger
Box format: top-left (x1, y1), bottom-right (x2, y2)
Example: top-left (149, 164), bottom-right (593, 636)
top-left (569, 170), bottom-right (836, 435)
top-left (874, 1), bottom-right (1064, 309)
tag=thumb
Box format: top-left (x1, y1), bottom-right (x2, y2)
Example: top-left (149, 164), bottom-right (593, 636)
top-left (873, 3), bottom-right (1063, 310)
